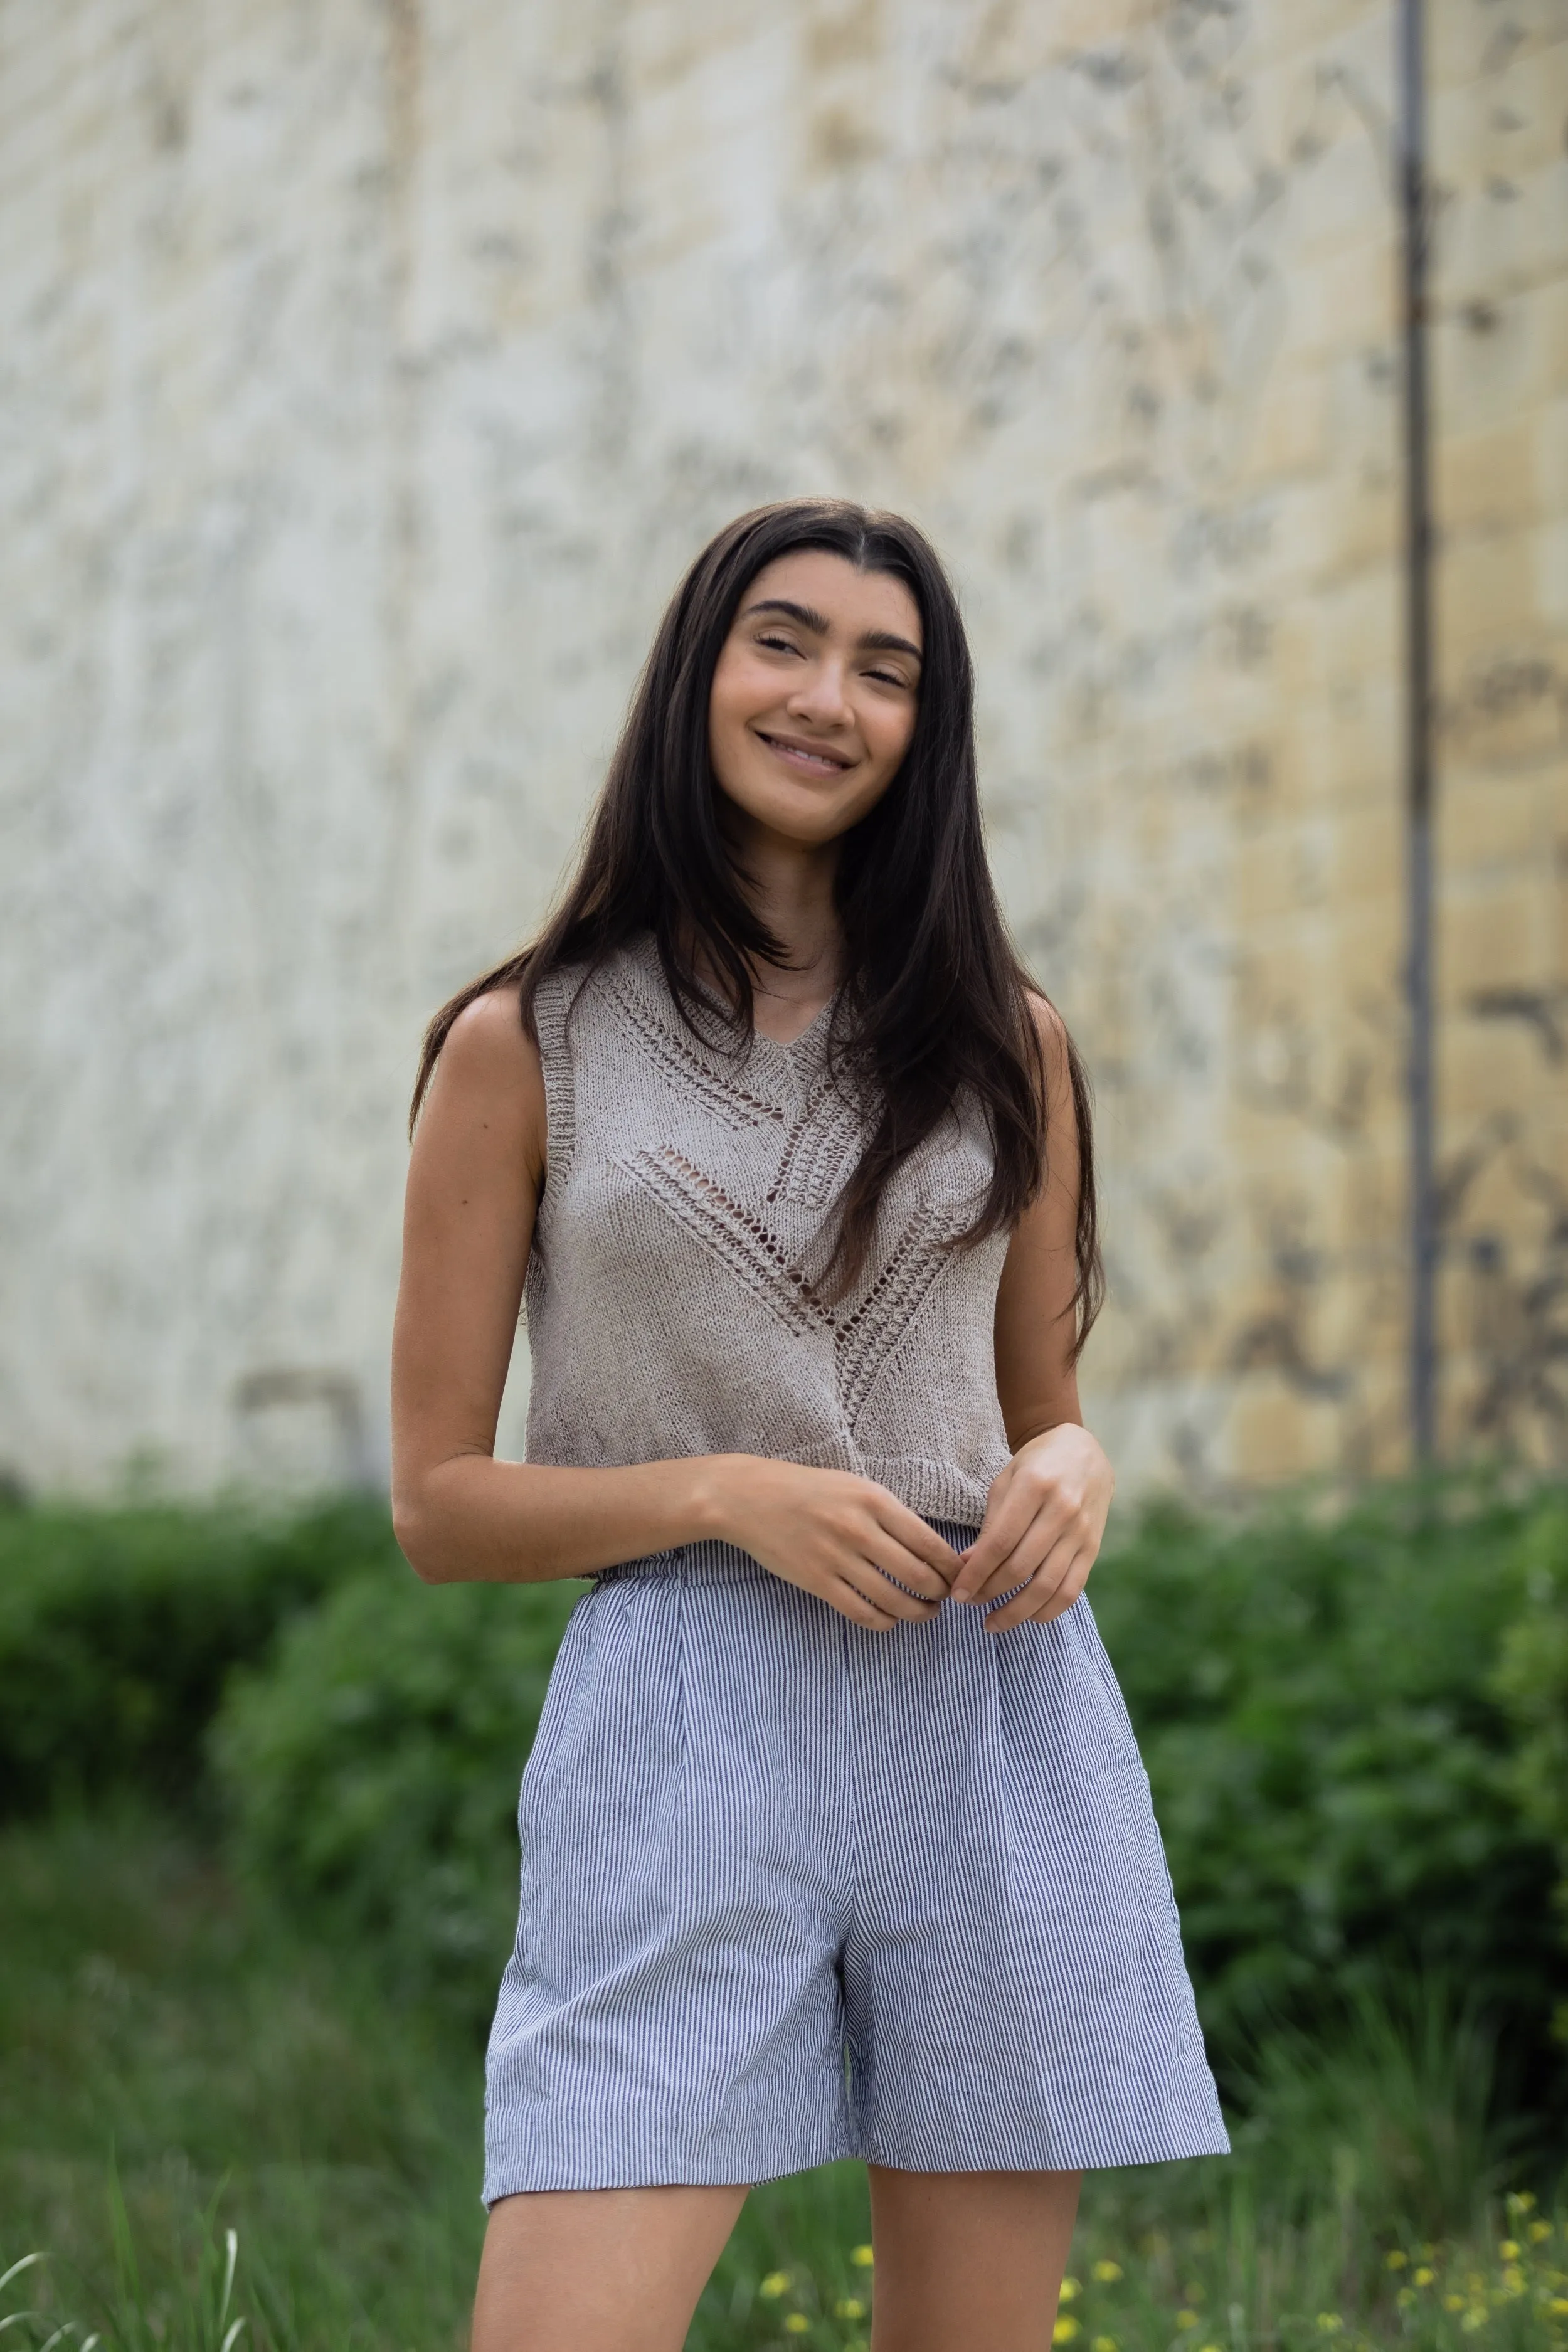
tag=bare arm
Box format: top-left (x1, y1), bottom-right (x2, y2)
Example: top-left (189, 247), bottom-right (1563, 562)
top-left (949, 997), bottom-right (1116, 1624)
top-left (389, 991), bottom-right (959, 1621)
top-left (391, 992), bottom-right (724, 1584)
top-left (991, 997), bottom-right (1086, 1454)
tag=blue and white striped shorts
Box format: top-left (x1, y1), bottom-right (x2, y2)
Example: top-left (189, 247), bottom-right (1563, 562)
top-left (483, 1530), bottom-right (1229, 2197)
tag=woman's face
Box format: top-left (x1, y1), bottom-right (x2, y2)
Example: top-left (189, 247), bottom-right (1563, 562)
top-left (707, 549), bottom-right (923, 851)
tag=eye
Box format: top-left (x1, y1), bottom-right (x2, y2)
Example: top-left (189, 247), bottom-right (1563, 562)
top-left (866, 665), bottom-right (913, 689)
top-left (756, 632), bottom-right (802, 657)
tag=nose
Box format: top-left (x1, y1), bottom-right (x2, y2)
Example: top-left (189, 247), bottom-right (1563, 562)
top-left (785, 653), bottom-right (854, 732)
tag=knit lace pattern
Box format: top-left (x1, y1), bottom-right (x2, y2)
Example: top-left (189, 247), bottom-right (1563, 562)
top-left (522, 936), bottom-right (1014, 1530)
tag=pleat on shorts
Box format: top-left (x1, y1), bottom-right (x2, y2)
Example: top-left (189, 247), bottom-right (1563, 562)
top-left (482, 1529), bottom-right (1229, 2198)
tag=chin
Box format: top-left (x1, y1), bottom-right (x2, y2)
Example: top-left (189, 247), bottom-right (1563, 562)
top-left (721, 775), bottom-right (841, 839)
top-left (759, 799), bottom-right (861, 847)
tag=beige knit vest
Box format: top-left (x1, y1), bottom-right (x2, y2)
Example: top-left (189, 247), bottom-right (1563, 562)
top-left (524, 935), bottom-right (1014, 1530)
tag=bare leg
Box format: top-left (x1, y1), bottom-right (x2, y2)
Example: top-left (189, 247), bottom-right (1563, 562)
top-left (867, 2166), bottom-right (1082, 2352)
top-left (470, 2183), bottom-right (748, 2352)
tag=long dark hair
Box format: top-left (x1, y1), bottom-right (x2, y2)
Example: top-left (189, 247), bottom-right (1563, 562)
top-left (413, 498), bottom-right (1104, 1362)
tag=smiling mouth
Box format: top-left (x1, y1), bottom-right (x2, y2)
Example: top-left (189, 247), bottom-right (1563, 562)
top-left (755, 730), bottom-right (856, 777)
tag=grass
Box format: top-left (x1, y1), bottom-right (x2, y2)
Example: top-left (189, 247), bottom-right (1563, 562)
top-left (2, 1811), bottom-right (1564, 2351)
top-left (1, 1809), bottom-right (480, 2349)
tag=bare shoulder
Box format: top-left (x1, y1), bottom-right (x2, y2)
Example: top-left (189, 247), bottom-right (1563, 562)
top-left (1023, 989), bottom-right (1073, 1110)
top-left (440, 986), bottom-right (541, 1078)
top-left (416, 988), bottom-right (547, 1177)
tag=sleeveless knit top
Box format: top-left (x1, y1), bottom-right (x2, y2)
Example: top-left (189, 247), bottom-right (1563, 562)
top-left (523, 935), bottom-right (1015, 1530)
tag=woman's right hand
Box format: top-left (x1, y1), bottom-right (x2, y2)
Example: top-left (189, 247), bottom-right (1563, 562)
top-left (697, 1457), bottom-right (961, 1629)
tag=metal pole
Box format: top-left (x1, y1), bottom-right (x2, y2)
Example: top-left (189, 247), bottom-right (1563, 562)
top-left (1397, 0), bottom-right (1438, 1463)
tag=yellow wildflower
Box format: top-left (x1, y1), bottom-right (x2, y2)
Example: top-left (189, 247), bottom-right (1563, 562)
top-left (1092, 2338), bottom-right (1118, 2352)
top-left (1500, 2241), bottom-right (1520, 2261)
top-left (1060, 2278), bottom-right (1081, 2302)
top-left (1386, 2250), bottom-right (1409, 2270)
top-left (1445, 2295), bottom-right (1466, 2312)
top-left (835, 2301), bottom-right (865, 2321)
top-left (760, 2272), bottom-right (790, 2300)
top-left (1176, 2312), bottom-right (1199, 2331)
top-left (1550, 2299), bottom-right (1568, 2316)
top-left (1502, 2266), bottom-right (1525, 2295)
top-left (1460, 2309), bottom-right (1486, 2333)
top-left (850, 2245), bottom-right (874, 2269)
top-left (1507, 2193), bottom-right (1537, 2215)
top-left (1527, 2221), bottom-right (1550, 2243)
top-left (1054, 2318), bottom-right (1081, 2344)
top-left (1315, 2318), bottom-right (1343, 2336)
top-left (1415, 2269), bottom-right (1434, 2286)
top-left (783, 2318), bottom-right (810, 2338)
top-left (1396, 2290), bottom-right (1415, 2311)
top-left (1093, 2261), bottom-right (1123, 2284)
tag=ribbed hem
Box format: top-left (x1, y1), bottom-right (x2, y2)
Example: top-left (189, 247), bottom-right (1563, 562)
top-left (590, 1515), bottom-right (982, 1589)
top-left (856, 1454), bottom-right (992, 1530)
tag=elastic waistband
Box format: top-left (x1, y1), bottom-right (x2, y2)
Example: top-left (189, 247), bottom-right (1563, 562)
top-left (591, 1540), bottom-right (770, 1587)
top-left (590, 1520), bottom-right (978, 1590)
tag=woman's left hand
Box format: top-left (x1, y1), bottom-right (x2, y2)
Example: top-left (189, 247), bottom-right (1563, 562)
top-left (948, 1423), bottom-right (1115, 1631)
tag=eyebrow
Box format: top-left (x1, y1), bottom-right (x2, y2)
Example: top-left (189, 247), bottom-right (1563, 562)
top-left (741, 597), bottom-right (923, 663)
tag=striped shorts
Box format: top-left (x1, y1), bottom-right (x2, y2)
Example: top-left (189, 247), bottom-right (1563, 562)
top-left (482, 1531), bottom-right (1229, 2197)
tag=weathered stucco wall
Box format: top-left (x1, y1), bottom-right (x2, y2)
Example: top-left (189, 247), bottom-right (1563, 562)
top-left (1, 0), bottom-right (1563, 1501)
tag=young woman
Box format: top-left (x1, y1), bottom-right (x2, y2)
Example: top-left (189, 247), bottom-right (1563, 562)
top-left (391, 499), bottom-right (1227, 2352)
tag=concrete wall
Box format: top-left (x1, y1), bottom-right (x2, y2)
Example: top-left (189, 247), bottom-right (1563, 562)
top-left (1, 0), bottom-right (1562, 1502)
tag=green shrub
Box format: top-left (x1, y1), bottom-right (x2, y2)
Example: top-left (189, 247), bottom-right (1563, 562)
top-left (1490, 1495), bottom-right (1568, 2049)
top-left (209, 1466), bottom-right (1568, 2102)
top-left (211, 1569), bottom-right (583, 2018)
top-left (0, 1495), bottom-right (400, 1817)
top-left (1089, 1466), bottom-right (1565, 2108)
top-left (19, 1468), bottom-right (1554, 2101)
top-left (1491, 1496), bottom-right (1568, 1902)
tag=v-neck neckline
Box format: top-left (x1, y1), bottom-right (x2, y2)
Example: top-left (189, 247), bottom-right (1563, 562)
top-left (633, 935), bottom-right (840, 1064)
top-left (750, 989), bottom-right (840, 1056)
